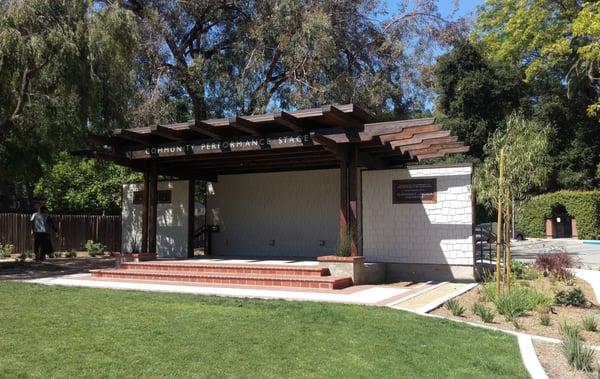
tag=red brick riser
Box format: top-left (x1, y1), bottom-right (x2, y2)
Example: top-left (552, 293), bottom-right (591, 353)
top-left (89, 269), bottom-right (353, 290)
top-left (120, 262), bottom-right (330, 277)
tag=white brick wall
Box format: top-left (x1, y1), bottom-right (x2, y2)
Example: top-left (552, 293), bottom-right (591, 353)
top-left (206, 169), bottom-right (339, 257)
top-left (362, 164), bottom-right (473, 265)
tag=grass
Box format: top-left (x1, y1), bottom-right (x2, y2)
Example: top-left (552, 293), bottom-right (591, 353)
top-left (472, 303), bottom-right (495, 323)
top-left (582, 314), bottom-right (598, 332)
top-left (0, 282), bottom-right (529, 378)
top-left (560, 322), bottom-right (596, 371)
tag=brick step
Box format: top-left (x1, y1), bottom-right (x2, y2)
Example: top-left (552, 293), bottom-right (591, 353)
top-left (90, 269), bottom-right (353, 290)
top-left (120, 262), bottom-right (330, 277)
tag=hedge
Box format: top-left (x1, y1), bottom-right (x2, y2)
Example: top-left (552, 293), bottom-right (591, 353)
top-left (515, 190), bottom-right (600, 240)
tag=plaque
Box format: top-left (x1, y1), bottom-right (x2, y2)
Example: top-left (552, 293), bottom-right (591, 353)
top-left (392, 179), bottom-right (437, 204)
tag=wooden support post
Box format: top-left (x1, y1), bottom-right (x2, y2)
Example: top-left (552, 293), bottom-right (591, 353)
top-left (187, 180), bottom-right (195, 258)
top-left (147, 164), bottom-right (158, 256)
top-left (348, 147), bottom-right (361, 256)
top-left (141, 171), bottom-right (149, 253)
top-left (496, 148), bottom-right (505, 295)
top-left (339, 159), bottom-right (349, 244)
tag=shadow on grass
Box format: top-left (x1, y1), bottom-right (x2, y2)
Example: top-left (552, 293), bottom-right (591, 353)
top-left (0, 257), bottom-right (115, 280)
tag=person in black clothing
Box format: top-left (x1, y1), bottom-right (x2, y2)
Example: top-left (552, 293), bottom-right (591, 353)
top-left (30, 206), bottom-right (57, 262)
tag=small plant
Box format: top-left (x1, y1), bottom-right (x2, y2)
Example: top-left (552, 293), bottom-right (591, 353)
top-left (130, 238), bottom-right (140, 254)
top-left (445, 299), bottom-right (465, 317)
top-left (539, 313), bottom-right (551, 326)
top-left (67, 249), bottom-right (77, 258)
top-left (85, 240), bottom-right (106, 257)
top-left (0, 243), bottom-right (15, 258)
top-left (512, 319), bottom-right (522, 329)
top-left (535, 252), bottom-right (575, 280)
top-left (510, 260), bottom-right (527, 279)
top-left (16, 250), bottom-right (33, 263)
top-left (334, 232), bottom-right (353, 257)
top-left (555, 287), bottom-right (587, 307)
top-left (472, 303), bottom-right (495, 323)
top-left (493, 286), bottom-right (553, 321)
top-left (561, 330), bottom-right (595, 371)
top-left (582, 314), bottom-right (598, 332)
top-left (560, 322), bottom-right (581, 341)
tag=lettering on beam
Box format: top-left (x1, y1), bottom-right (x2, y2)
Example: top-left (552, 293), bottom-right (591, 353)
top-left (133, 134), bottom-right (313, 158)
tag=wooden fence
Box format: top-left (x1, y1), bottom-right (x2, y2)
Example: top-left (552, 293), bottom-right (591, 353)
top-left (0, 213), bottom-right (121, 253)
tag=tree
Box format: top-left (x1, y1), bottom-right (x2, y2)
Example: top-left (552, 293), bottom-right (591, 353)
top-left (104, 0), bottom-right (465, 120)
top-left (473, 0), bottom-right (600, 190)
top-left (35, 153), bottom-right (141, 213)
top-left (475, 114), bottom-right (551, 293)
top-left (433, 39), bottom-right (526, 157)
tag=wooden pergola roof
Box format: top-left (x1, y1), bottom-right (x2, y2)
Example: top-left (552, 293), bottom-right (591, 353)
top-left (82, 104), bottom-right (469, 180)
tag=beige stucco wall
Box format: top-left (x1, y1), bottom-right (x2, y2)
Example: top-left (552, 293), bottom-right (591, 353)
top-left (206, 169), bottom-right (340, 258)
top-left (121, 180), bottom-right (190, 258)
top-left (362, 164), bottom-right (474, 266)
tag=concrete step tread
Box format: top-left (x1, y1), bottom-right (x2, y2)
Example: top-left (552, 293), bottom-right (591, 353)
top-left (91, 269), bottom-right (348, 283)
top-left (121, 262), bottom-right (329, 276)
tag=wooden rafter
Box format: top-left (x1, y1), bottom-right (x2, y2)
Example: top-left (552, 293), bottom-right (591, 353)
top-left (189, 121), bottom-right (225, 139)
top-left (113, 128), bottom-right (151, 145)
top-left (401, 136), bottom-right (459, 154)
top-left (232, 116), bottom-right (262, 135)
top-left (150, 125), bottom-right (184, 141)
top-left (378, 124), bottom-right (443, 143)
top-left (274, 111), bottom-right (305, 132)
top-left (416, 146), bottom-right (470, 161)
top-left (389, 130), bottom-right (451, 149)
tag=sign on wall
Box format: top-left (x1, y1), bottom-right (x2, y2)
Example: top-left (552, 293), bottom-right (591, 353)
top-left (392, 179), bottom-right (437, 204)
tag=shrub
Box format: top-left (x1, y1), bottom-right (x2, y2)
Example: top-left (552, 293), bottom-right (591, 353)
top-left (510, 261), bottom-right (527, 279)
top-left (560, 322), bottom-right (581, 341)
top-left (17, 250), bottom-right (33, 263)
top-left (480, 281), bottom-right (497, 302)
top-left (535, 252), bottom-right (575, 280)
top-left (445, 299), bottom-right (465, 317)
top-left (493, 286), bottom-right (553, 321)
top-left (515, 190), bottom-right (600, 240)
top-left (582, 314), bottom-right (598, 332)
top-left (555, 287), bottom-right (587, 307)
top-left (0, 243), bottom-right (15, 258)
top-left (472, 303), bottom-right (495, 323)
top-left (539, 313), bottom-right (551, 326)
top-left (85, 240), bottom-right (106, 257)
top-left (562, 331), bottom-right (595, 371)
top-left (67, 249), bottom-right (77, 258)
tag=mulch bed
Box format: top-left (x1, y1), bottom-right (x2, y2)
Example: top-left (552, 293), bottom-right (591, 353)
top-left (534, 340), bottom-right (597, 379)
top-left (431, 276), bottom-right (600, 345)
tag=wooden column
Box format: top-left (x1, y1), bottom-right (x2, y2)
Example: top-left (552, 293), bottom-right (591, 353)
top-left (187, 180), bottom-right (195, 258)
top-left (147, 164), bottom-right (158, 256)
top-left (339, 159), bottom-right (349, 242)
top-left (348, 147), bottom-right (361, 256)
top-left (141, 171), bottom-right (149, 253)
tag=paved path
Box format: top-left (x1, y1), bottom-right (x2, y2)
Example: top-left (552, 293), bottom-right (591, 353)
top-left (511, 238), bottom-right (600, 269)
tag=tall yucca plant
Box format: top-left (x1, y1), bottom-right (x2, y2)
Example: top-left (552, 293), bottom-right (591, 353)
top-left (475, 114), bottom-right (551, 293)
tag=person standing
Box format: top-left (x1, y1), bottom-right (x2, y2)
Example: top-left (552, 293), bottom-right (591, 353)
top-left (30, 206), bottom-right (56, 262)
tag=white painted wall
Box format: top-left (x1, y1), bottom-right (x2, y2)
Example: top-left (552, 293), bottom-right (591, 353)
top-left (121, 180), bottom-right (190, 258)
top-left (362, 164), bottom-right (473, 266)
top-left (206, 169), bottom-right (340, 258)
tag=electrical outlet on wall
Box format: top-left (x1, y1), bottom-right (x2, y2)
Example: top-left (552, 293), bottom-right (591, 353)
top-left (268, 239), bottom-right (275, 247)
top-left (319, 240), bottom-right (326, 247)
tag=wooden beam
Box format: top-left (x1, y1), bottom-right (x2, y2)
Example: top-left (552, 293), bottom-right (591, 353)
top-left (408, 141), bottom-right (463, 157)
top-left (327, 105), bottom-right (364, 129)
top-left (232, 116), bottom-right (262, 135)
top-left (189, 121), bottom-right (226, 139)
top-left (348, 147), bottom-right (361, 256)
top-left (187, 180), bottom-right (195, 258)
top-left (364, 118), bottom-right (435, 136)
top-left (312, 134), bottom-right (348, 161)
top-left (113, 128), bottom-right (151, 145)
top-left (390, 130), bottom-right (451, 149)
top-left (378, 124), bottom-right (443, 143)
top-left (147, 165), bottom-right (158, 255)
top-left (416, 146), bottom-right (470, 160)
top-left (141, 171), bottom-right (149, 253)
top-left (401, 136), bottom-right (459, 154)
top-left (274, 111), bottom-right (305, 132)
top-left (89, 134), bottom-right (112, 146)
top-left (150, 124), bottom-right (184, 141)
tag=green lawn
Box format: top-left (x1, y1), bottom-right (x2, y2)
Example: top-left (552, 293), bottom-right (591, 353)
top-left (0, 282), bottom-right (528, 378)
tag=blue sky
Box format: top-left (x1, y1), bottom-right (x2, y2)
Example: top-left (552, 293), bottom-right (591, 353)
top-left (386, 0), bottom-right (484, 20)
